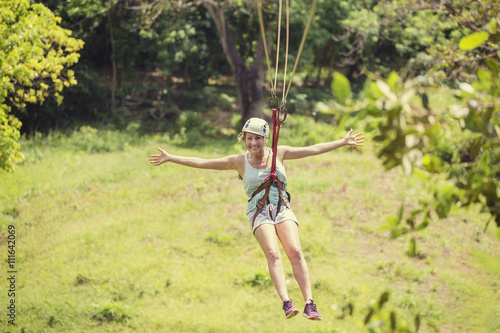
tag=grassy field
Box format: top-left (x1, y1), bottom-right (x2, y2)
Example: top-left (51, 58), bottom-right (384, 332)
top-left (0, 128), bottom-right (499, 333)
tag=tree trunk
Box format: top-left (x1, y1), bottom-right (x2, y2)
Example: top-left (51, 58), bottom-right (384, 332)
top-left (107, 3), bottom-right (117, 112)
top-left (203, 2), bottom-right (266, 123)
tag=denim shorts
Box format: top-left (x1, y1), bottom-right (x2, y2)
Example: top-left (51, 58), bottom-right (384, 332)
top-left (246, 201), bottom-right (299, 234)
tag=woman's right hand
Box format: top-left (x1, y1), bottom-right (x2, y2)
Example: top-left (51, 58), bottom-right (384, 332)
top-left (149, 147), bottom-right (170, 166)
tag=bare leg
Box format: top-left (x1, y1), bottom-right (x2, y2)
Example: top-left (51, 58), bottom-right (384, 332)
top-left (276, 220), bottom-right (313, 302)
top-left (254, 223), bottom-right (289, 302)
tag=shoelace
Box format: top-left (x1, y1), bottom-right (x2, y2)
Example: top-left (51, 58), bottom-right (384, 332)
top-left (283, 300), bottom-right (294, 311)
top-left (309, 302), bottom-right (317, 312)
top-left (306, 300), bottom-right (318, 313)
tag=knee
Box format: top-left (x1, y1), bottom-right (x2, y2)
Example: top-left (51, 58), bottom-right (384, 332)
top-left (265, 249), bottom-right (282, 264)
top-left (287, 246), bottom-right (305, 263)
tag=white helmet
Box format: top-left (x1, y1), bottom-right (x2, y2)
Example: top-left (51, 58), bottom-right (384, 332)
top-left (242, 118), bottom-right (269, 137)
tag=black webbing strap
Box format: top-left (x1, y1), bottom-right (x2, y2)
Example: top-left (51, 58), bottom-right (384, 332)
top-left (250, 178), bottom-right (292, 230)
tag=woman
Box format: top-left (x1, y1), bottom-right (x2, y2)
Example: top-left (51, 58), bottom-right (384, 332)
top-left (149, 118), bottom-right (364, 320)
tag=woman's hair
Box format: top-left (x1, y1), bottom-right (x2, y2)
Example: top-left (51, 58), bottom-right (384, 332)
top-left (238, 131), bottom-right (268, 143)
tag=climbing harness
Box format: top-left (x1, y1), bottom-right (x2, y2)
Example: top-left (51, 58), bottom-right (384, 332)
top-left (250, 0), bottom-right (318, 228)
top-left (249, 107), bottom-right (291, 228)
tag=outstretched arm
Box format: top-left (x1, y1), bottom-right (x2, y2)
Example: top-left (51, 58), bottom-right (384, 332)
top-left (280, 129), bottom-right (364, 160)
top-left (150, 147), bottom-right (242, 172)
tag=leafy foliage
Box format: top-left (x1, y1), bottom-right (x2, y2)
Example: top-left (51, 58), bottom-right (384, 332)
top-left (368, 44), bottom-right (498, 241)
top-left (91, 302), bottom-right (131, 323)
top-left (338, 0), bottom-right (499, 78)
top-left (155, 5), bottom-right (227, 85)
top-left (329, 20), bottom-right (500, 248)
top-left (0, 0), bottom-right (83, 171)
top-left (368, 65), bottom-right (499, 231)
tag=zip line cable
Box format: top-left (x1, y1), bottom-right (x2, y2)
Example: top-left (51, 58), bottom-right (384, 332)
top-left (282, 0), bottom-right (289, 104)
top-left (274, 0), bottom-right (283, 96)
top-left (256, 0), bottom-right (318, 107)
top-left (256, 1), bottom-right (277, 96)
top-left (254, 0), bottom-right (318, 184)
top-left (283, 0), bottom-right (317, 103)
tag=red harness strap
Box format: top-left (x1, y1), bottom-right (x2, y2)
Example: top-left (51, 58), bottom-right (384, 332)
top-left (269, 108), bottom-right (281, 183)
top-left (250, 106), bottom-right (291, 228)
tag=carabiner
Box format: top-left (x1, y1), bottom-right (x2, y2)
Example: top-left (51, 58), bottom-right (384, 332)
top-left (277, 106), bottom-right (288, 123)
top-left (268, 96), bottom-right (279, 110)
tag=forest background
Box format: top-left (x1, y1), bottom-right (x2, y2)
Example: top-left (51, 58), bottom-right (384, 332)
top-left (1, 0), bottom-right (499, 332)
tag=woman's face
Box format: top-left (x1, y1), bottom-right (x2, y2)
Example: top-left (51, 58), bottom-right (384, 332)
top-left (244, 132), bottom-right (267, 154)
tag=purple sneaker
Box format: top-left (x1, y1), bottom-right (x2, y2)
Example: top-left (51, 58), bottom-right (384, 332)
top-left (282, 299), bottom-right (299, 319)
top-left (303, 299), bottom-right (321, 320)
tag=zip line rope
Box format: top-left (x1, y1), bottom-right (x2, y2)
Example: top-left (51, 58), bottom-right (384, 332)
top-left (283, 0), bottom-right (317, 104)
top-left (256, 1), bottom-right (277, 96)
top-left (254, 0), bottom-right (318, 183)
top-left (282, 0), bottom-right (289, 104)
top-left (255, 0), bottom-right (318, 106)
top-left (274, 0), bottom-right (283, 96)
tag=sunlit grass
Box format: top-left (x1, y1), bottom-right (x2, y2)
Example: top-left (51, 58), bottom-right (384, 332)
top-left (0, 130), bottom-right (499, 332)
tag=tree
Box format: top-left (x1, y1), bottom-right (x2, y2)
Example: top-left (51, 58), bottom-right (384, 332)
top-left (358, 1), bottom-right (500, 236)
top-left (171, 0), bottom-right (270, 122)
top-left (0, 0), bottom-right (84, 172)
top-left (154, 5), bottom-right (229, 86)
top-left (328, 26), bottom-right (499, 246)
top-left (336, 0), bottom-right (500, 79)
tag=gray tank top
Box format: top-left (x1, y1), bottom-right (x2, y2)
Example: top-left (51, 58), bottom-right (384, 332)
top-left (242, 148), bottom-right (289, 214)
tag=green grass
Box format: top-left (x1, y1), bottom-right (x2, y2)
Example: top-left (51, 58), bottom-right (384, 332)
top-left (0, 129), bottom-right (499, 332)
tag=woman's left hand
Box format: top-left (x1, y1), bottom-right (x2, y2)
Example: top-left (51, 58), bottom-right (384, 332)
top-left (344, 129), bottom-right (365, 146)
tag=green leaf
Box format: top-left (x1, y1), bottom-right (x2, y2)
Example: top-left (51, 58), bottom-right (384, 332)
top-left (390, 311), bottom-right (397, 331)
top-left (407, 238), bottom-right (417, 257)
top-left (385, 216), bottom-right (400, 227)
top-left (390, 227), bottom-right (409, 239)
top-left (376, 80), bottom-right (397, 102)
top-left (397, 204), bottom-right (404, 223)
top-left (364, 308), bottom-right (374, 325)
top-left (477, 68), bottom-right (492, 83)
top-left (378, 291), bottom-right (390, 309)
top-left (421, 92), bottom-right (430, 110)
top-left (412, 169), bottom-right (429, 181)
top-left (491, 33), bottom-right (500, 43)
top-left (416, 213), bottom-right (430, 231)
top-left (387, 71), bottom-right (399, 90)
top-left (406, 216), bottom-right (415, 229)
top-left (416, 219), bottom-right (429, 231)
top-left (331, 72), bottom-right (352, 105)
top-left (415, 314), bottom-right (421, 332)
top-left (458, 31), bottom-right (489, 51)
top-left (485, 58), bottom-right (500, 74)
top-left (422, 154), bottom-right (444, 173)
top-left (478, 151), bottom-right (491, 176)
top-left (363, 79), bottom-right (382, 100)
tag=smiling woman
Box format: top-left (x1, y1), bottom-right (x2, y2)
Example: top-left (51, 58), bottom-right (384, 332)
top-left (149, 117), bottom-right (364, 320)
